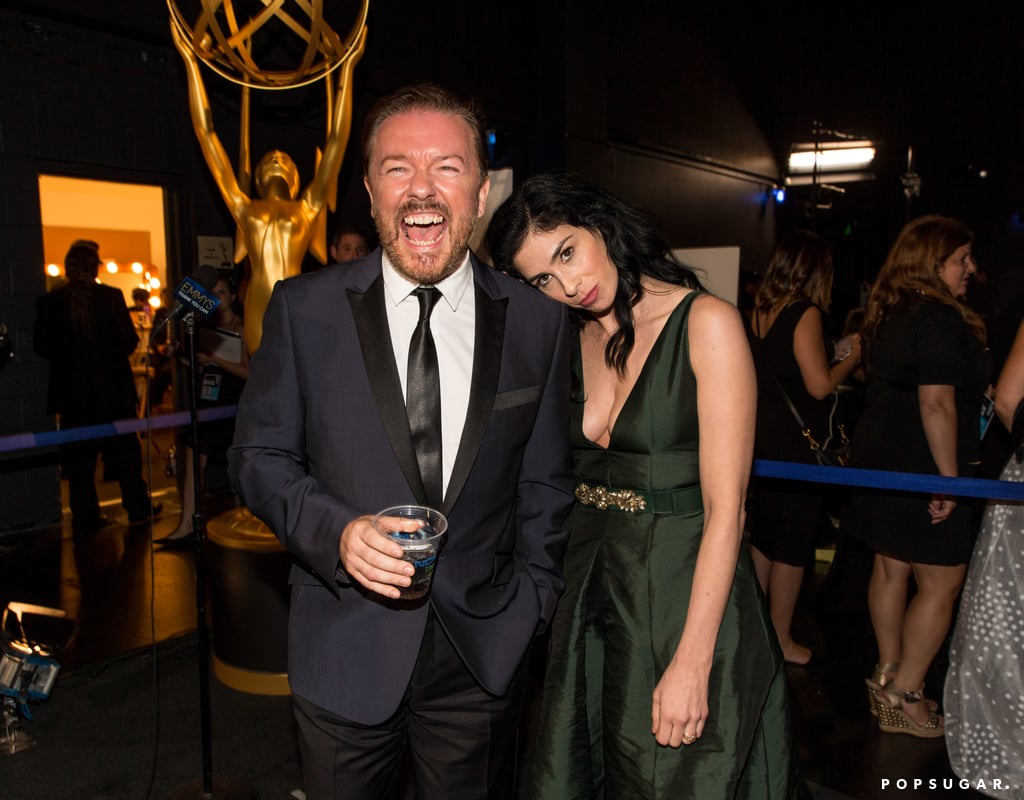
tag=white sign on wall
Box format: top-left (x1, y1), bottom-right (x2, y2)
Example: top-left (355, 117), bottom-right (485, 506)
top-left (197, 236), bottom-right (235, 269)
top-left (672, 246), bottom-right (741, 306)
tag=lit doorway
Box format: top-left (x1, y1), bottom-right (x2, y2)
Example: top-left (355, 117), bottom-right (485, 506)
top-left (38, 175), bottom-right (171, 414)
top-left (36, 176), bottom-right (180, 525)
top-left (38, 175), bottom-right (167, 308)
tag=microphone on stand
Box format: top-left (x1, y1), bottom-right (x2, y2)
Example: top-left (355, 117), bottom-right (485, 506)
top-left (153, 264), bottom-right (222, 335)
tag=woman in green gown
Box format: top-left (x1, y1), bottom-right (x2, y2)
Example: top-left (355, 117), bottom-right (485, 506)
top-left (487, 174), bottom-right (807, 799)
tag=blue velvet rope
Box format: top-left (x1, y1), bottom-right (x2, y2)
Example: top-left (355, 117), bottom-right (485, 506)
top-left (0, 406), bottom-right (238, 453)
top-left (754, 459), bottom-right (1024, 502)
top-left (2, 409), bottom-right (1022, 502)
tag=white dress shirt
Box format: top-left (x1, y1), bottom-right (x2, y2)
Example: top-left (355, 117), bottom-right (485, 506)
top-left (381, 252), bottom-right (476, 497)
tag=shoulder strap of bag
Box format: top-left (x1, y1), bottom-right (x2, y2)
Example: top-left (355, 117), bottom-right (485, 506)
top-left (753, 315), bottom-right (827, 455)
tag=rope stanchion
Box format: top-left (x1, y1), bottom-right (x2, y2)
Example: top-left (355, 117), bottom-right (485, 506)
top-left (754, 459), bottom-right (1024, 503)
top-left (0, 406), bottom-right (238, 455)
top-left (4, 412), bottom-right (1024, 503)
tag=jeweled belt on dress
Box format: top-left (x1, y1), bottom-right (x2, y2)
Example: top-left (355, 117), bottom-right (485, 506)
top-left (574, 481), bottom-right (703, 514)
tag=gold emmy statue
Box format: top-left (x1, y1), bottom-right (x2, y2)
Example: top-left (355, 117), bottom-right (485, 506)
top-left (168, 0), bottom-right (368, 353)
top-left (167, 0), bottom-right (368, 695)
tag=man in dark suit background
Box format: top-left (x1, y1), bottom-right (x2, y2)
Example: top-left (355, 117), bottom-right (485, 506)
top-left (34, 241), bottom-right (158, 536)
top-left (228, 83), bottom-right (574, 799)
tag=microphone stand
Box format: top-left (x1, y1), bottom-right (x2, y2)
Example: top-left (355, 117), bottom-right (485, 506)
top-left (188, 310), bottom-right (215, 797)
top-left (166, 312), bottom-right (249, 800)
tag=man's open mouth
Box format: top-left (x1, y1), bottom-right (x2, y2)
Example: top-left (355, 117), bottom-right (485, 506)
top-left (401, 213), bottom-right (447, 246)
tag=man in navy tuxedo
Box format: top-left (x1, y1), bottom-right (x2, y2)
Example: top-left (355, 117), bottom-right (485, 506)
top-left (229, 83), bottom-right (573, 799)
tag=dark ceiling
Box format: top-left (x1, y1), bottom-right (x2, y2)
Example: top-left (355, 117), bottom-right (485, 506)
top-left (11, 1), bottom-right (1024, 236)
top-left (697, 5), bottom-right (1024, 222)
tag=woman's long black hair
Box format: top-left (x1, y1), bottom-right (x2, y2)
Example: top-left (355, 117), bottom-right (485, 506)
top-left (486, 172), bottom-right (701, 374)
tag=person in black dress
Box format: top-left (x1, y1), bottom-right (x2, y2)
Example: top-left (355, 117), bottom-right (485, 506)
top-left (844, 215), bottom-right (989, 737)
top-left (155, 274), bottom-right (248, 546)
top-left (747, 230), bottom-right (862, 665)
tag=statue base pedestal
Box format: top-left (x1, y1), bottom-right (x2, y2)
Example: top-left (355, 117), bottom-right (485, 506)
top-left (207, 507), bottom-right (290, 696)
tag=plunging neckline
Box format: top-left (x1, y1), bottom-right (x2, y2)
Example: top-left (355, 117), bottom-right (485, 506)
top-left (579, 291), bottom-right (698, 451)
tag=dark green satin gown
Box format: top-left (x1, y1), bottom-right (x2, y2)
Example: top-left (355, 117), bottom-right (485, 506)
top-left (527, 292), bottom-right (807, 800)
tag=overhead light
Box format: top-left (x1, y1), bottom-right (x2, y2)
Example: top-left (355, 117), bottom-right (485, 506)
top-left (787, 140), bottom-right (876, 175)
top-left (786, 172), bottom-right (873, 186)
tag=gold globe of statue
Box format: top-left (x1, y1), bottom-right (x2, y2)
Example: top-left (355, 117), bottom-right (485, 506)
top-left (167, 0), bottom-right (368, 89)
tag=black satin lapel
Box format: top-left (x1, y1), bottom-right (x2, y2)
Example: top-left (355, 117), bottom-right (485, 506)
top-left (443, 283), bottom-right (506, 513)
top-left (348, 281), bottom-right (428, 504)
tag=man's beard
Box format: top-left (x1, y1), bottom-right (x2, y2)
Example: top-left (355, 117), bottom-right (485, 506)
top-left (374, 200), bottom-right (477, 285)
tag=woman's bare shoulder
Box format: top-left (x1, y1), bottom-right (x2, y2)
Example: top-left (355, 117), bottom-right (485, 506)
top-left (689, 291), bottom-right (745, 329)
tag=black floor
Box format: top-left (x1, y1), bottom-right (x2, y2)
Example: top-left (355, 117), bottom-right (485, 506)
top-left (0, 450), bottom-right (987, 800)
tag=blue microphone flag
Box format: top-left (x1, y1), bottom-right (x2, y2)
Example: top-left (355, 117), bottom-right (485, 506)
top-left (172, 274), bottom-right (220, 318)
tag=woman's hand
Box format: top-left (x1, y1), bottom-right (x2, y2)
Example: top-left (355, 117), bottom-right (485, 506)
top-left (833, 332), bottom-right (862, 364)
top-left (652, 658), bottom-right (710, 747)
top-left (919, 384), bottom-right (958, 514)
top-left (928, 493), bottom-right (957, 524)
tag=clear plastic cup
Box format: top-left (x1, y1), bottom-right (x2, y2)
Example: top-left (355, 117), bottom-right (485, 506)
top-left (371, 505), bottom-right (447, 599)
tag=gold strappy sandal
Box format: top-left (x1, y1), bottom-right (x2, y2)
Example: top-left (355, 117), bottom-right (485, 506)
top-left (876, 685), bottom-right (944, 738)
top-left (864, 662), bottom-right (899, 717)
top-left (865, 663), bottom-right (940, 718)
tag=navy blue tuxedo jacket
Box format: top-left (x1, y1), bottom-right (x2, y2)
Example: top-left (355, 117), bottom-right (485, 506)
top-left (228, 251), bottom-right (574, 724)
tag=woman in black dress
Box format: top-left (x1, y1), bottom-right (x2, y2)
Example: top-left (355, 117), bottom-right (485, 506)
top-left (844, 215), bottom-right (989, 737)
top-left (747, 230), bottom-right (862, 665)
top-left (155, 275), bottom-right (249, 546)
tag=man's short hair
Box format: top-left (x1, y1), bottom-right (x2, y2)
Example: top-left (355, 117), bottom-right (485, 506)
top-left (360, 82), bottom-right (489, 183)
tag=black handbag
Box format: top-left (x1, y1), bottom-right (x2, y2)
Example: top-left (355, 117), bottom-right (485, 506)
top-left (753, 313), bottom-right (850, 467)
top-left (766, 364), bottom-right (850, 467)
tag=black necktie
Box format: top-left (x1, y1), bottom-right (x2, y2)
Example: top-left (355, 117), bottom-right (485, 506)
top-left (407, 287), bottom-right (443, 508)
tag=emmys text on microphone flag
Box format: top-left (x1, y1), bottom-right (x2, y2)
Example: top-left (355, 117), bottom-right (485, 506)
top-left (154, 264), bottom-right (222, 334)
top-left (175, 275), bottom-right (220, 317)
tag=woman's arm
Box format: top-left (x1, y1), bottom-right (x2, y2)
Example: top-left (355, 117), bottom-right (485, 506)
top-left (197, 326), bottom-right (250, 379)
top-left (793, 305), bottom-right (861, 399)
top-left (919, 383), bottom-right (958, 523)
top-left (650, 293), bottom-right (756, 748)
top-left (994, 319), bottom-right (1024, 430)
top-left (197, 345), bottom-right (249, 380)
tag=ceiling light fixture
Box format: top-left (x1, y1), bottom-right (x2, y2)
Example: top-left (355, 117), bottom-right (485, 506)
top-left (788, 142), bottom-right (876, 173)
